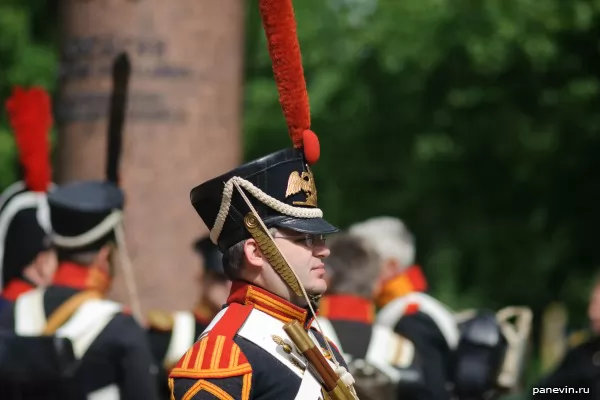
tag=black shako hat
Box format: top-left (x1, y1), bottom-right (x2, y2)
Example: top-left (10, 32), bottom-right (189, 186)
top-left (48, 181), bottom-right (124, 253)
top-left (191, 0), bottom-right (341, 251)
top-left (190, 148), bottom-right (338, 252)
top-left (0, 184), bottom-right (51, 289)
top-left (48, 53), bottom-right (130, 255)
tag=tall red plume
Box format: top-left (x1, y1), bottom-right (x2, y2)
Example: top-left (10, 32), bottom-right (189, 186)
top-left (258, 0), bottom-right (320, 165)
top-left (5, 87), bottom-right (53, 192)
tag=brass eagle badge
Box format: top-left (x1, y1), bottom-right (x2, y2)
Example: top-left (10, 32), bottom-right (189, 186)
top-left (285, 167), bottom-right (318, 207)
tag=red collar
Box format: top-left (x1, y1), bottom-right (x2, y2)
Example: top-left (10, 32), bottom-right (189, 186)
top-left (1, 279), bottom-right (35, 301)
top-left (227, 281), bottom-right (312, 328)
top-left (375, 265), bottom-right (428, 308)
top-left (52, 262), bottom-right (111, 292)
top-left (318, 294), bottom-right (375, 324)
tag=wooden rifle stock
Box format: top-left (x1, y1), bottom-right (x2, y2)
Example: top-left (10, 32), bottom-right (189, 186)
top-left (283, 321), bottom-right (357, 400)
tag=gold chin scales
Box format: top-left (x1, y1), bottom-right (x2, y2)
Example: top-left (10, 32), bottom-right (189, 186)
top-left (244, 213), bottom-right (303, 297)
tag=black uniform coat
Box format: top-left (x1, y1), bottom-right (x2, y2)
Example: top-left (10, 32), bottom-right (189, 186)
top-left (534, 335), bottom-right (600, 399)
top-left (0, 263), bottom-right (160, 400)
top-left (318, 294), bottom-right (427, 400)
top-left (376, 286), bottom-right (456, 400)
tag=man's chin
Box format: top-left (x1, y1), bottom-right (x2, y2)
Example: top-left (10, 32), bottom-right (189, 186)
top-left (305, 279), bottom-right (328, 296)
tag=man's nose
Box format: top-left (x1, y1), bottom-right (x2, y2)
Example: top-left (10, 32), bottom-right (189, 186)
top-left (313, 244), bottom-right (330, 258)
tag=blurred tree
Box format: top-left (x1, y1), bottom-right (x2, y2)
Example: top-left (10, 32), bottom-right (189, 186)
top-left (2, 0), bottom-right (599, 391)
top-left (242, 0), bottom-right (600, 329)
top-left (1, 0), bottom-right (599, 351)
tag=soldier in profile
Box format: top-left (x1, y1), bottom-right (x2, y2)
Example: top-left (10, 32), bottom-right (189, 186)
top-left (168, 0), bottom-right (359, 397)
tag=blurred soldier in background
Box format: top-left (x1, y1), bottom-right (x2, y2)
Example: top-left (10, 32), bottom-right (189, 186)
top-left (147, 236), bottom-right (230, 398)
top-left (0, 54), bottom-right (160, 399)
top-left (350, 216), bottom-right (458, 400)
top-left (0, 180), bottom-right (161, 399)
top-left (0, 87), bottom-right (57, 309)
top-left (350, 216), bottom-right (531, 400)
top-left (318, 232), bottom-right (426, 399)
top-left (191, 236), bottom-right (232, 324)
top-left (533, 276), bottom-right (600, 399)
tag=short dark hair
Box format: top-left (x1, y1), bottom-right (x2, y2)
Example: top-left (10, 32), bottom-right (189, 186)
top-left (221, 228), bottom-right (280, 280)
top-left (56, 242), bottom-right (115, 271)
top-left (324, 233), bottom-right (382, 298)
top-left (222, 240), bottom-right (245, 280)
top-left (57, 249), bottom-right (100, 266)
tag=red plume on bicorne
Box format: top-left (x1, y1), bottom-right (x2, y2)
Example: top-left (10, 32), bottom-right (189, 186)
top-left (5, 87), bottom-right (53, 192)
top-left (258, 0), bottom-right (320, 165)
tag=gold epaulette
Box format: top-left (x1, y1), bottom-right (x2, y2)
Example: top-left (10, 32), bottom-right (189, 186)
top-left (147, 309), bottom-right (174, 332)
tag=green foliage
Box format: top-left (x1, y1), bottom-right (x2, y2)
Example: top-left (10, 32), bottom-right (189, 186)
top-left (0, 0), bottom-right (58, 188)
top-left (243, 0), bottom-right (600, 330)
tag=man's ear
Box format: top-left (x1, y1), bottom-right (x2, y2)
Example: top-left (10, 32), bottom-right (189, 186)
top-left (38, 250), bottom-right (58, 284)
top-left (243, 239), bottom-right (263, 270)
top-left (92, 245), bottom-right (113, 270)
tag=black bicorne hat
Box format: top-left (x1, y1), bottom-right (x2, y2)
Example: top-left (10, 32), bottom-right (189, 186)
top-left (0, 87), bottom-right (54, 289)
top-left (48, 181), bottom-right (125, 253)
top-left (0, 184), bottom-right (52, 288)
top-left (191, 148), bottom-right (337, 252)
